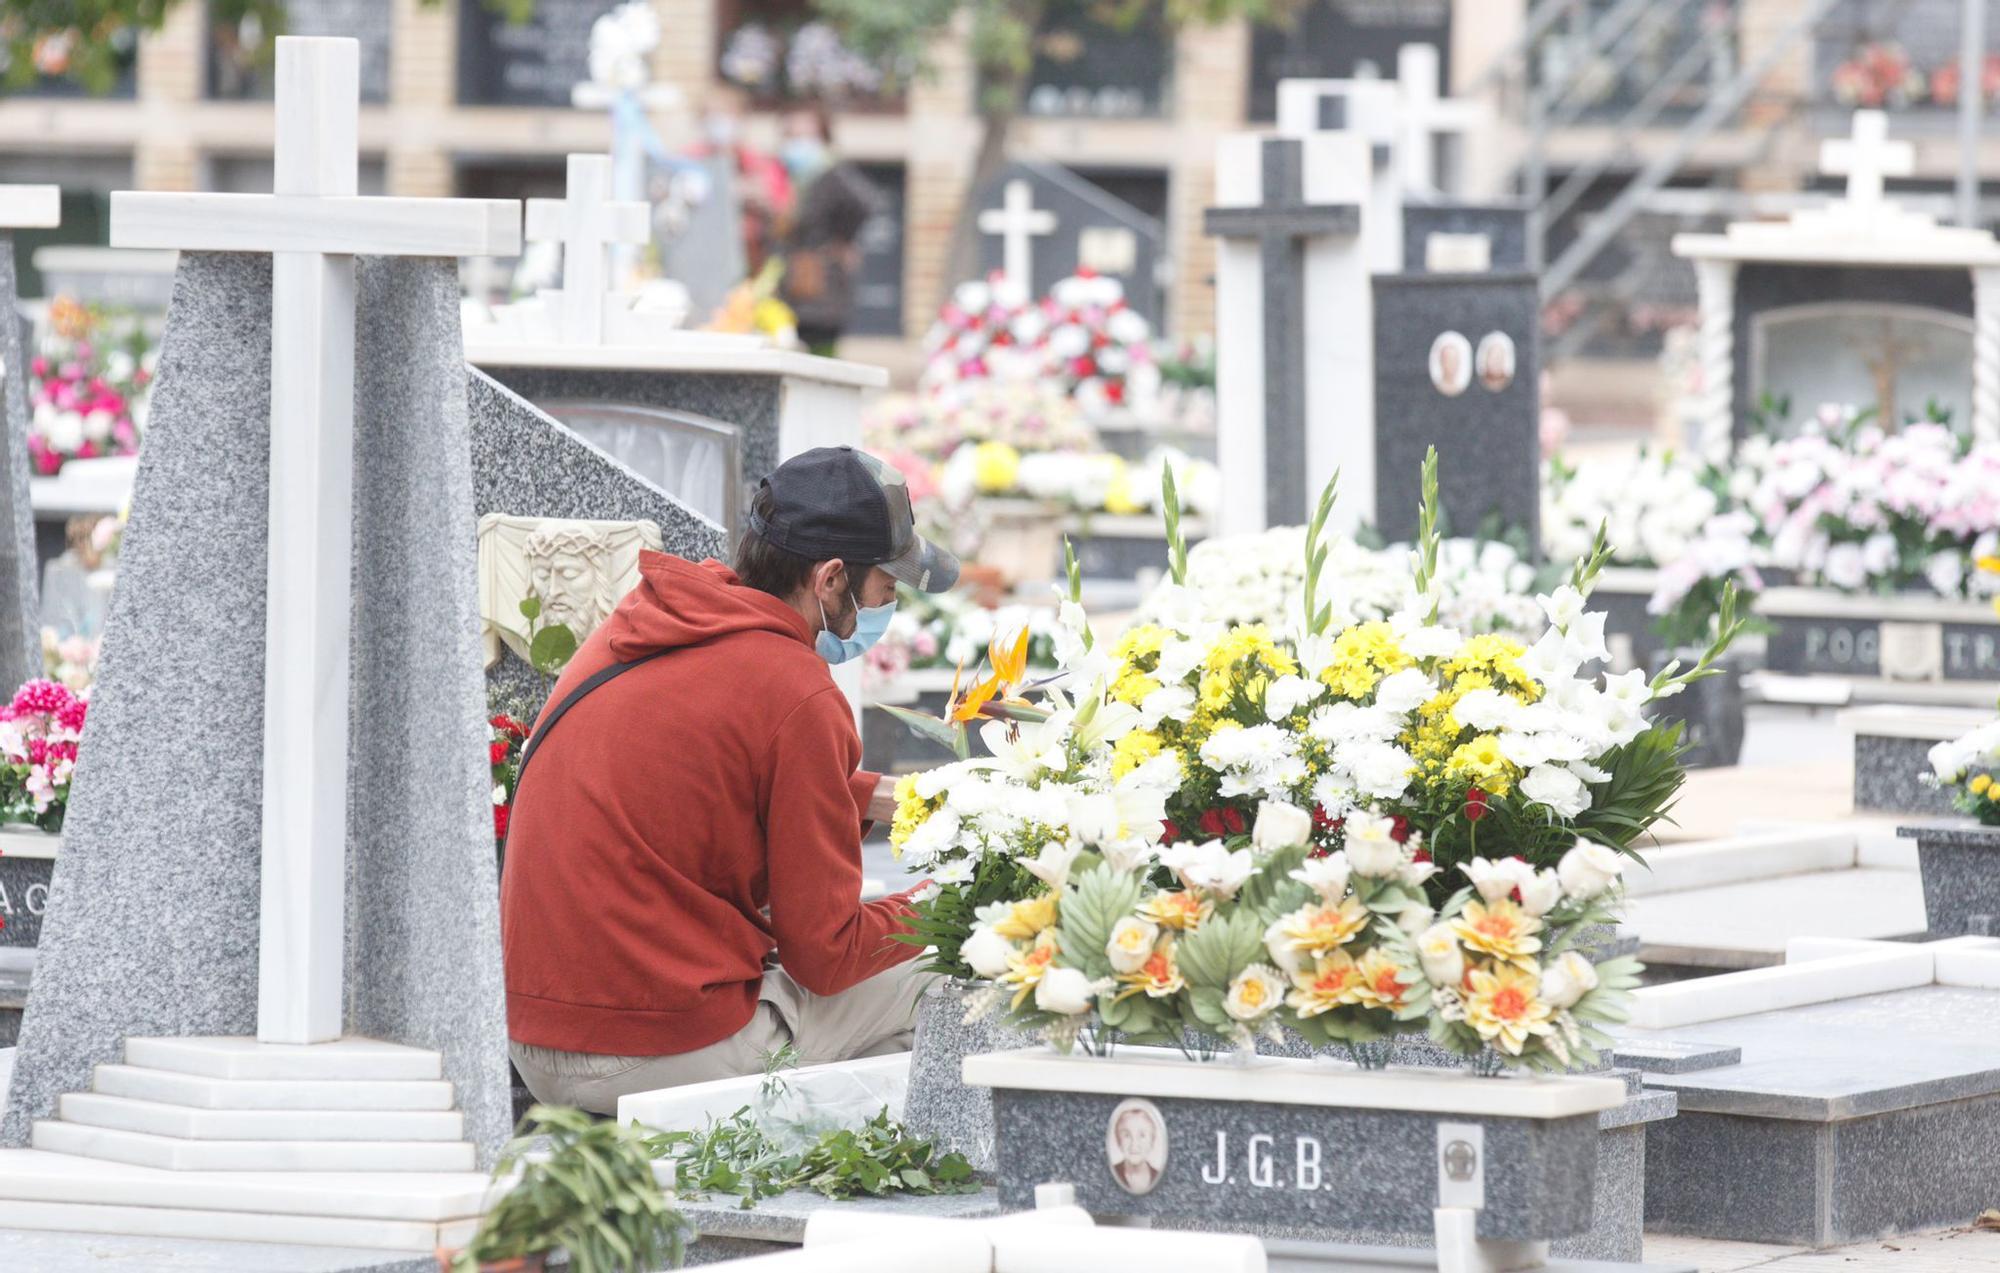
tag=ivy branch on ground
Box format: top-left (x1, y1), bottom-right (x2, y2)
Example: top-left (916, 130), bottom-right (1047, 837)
top-left (642, 1047), bottom-right (978, 1209)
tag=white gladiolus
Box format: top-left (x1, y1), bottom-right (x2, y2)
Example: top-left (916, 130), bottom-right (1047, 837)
top-left (1252, 800), bottom-right (1315, 855)
top-left (1290, 850), bottom-right (1351, 901)
top-left (1416, 923), bottom-right (1466, 986)
top-left (1343, 810), bottom-right (1405, 877)
top-left (1106, 916), bottom-right (1161, 974)
top-left (1021, 839), bottom-right (1083, 891)
top-left (961, 926), bottom-right (1016, 979)
top-left (1516, 868), bottom-right (1565, 916)
top-left (1224, 964), bottom-right (1287, 1021)
top-left (1557, 841), bottom-right (1626, 899)
top-left (1035, 966), bottom-right (1098, 1015)
top-left (1539, 950), bottom-right (1599, 1009)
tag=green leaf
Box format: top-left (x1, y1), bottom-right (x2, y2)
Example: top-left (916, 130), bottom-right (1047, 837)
top-left (529, 623), bottom-right (578, 674)
top-left (876, 702), bottom-right (968, 754)
top-left (518, 594), bottom-right (542, 621)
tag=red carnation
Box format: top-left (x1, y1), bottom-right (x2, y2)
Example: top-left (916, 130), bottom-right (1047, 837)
top-left (489, 740), bottom-right (509, 766)
top-left (1160, 819), bottom-right (1180, 844)
top-left (1464, 787), bottom-right (1490, 823)
top-left (493, 805), bottom-right (510, 840)
top-left (1105, 381), bottom-right (1126, 405)
top-left (1389, 815), bottom-right (1410, 843)
top-left (1198, 808), bottom-right (1226, 837)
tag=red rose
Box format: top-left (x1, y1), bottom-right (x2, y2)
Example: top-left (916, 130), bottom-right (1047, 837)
top-left (1198, 808), bottom-right (1225, 837)
top-left (489, 740), bottom-right (509, 766)
top-left (1465, 787), bottom-right (1490, 823)
top-left (493, 805), bottom-right (510, 840)
top-left (1105, 381), bottom-right (1126, 405)
top-left (1160, 819), bottom-right (1180, 844)
top-left (1389, 815), bottom-right (1410, 842)
top-left (1224, 807), bottom-right (1246, 835)
top-left (1413, 846), bottom-right (1433, 864)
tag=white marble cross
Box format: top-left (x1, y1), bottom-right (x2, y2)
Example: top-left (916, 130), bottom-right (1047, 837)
top-left (0, 185), bottom-right (60, 230)
top-left (1822, 110), bottom-right (1914, 212)
top-left (977, 179), bottom-right (1057, 293)
top-left (524, 154), bottom-right (650, 345)
top-left (1396, 44), bottom-right (1483, 199)
top-left (110, 37), bottom-right (520, 1047)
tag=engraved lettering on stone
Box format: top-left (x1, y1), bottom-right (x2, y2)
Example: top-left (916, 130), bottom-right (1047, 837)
top-left (1878, 620), bottom-right (1943, 682)
top-left (1202, 1130), bottom-right (1228, 1185)
top-left (1105, 1098), bottom-right (1168, 1196)
top-left (0, 880), bottom-right (10, 914)
top-left (1296, 1135), bottom-right (1322, 1191)
top-left (25, 882), bottom-right (45, 915)
top-left (1247, 1133), bottom-right (1276, 1188)
top-left (477, 514), bottom-right (662, 668)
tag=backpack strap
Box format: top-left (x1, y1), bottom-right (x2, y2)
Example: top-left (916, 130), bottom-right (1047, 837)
top-left (509, 649), bottom-right (671, 819)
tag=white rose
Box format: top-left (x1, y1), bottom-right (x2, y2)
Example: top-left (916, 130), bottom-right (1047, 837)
top-left (1252, 801), bottom-right (1315, 855)
top-left (1106, 916), bottom-right (1160, 975)
top-left (1035, 966), bottom-right (1098, 1016)
top-left (1517, 868), bottom-right (1565, 917)
top-left (492, 783), bottom-right (509, 806)
top-left (1343, 810), bottom-right (1404, 877)
top-left (1397, 901), bottom-right (1436, 935)
top-left (1557, 841), bottom-right (1625, 899)
top-left (1289, 850), bottom-right (1351, 901)
top-left (961, 925), bottom-right (1016, 979)
top-left (1263, 916), bottom-right (1306, 974)
top-left (1539, 950), bottom-right (1599, 1009)
top-left (1223, 964), bottom-right (1286, 1021)
top-left (1416, 923), bottom-right (1466, 987)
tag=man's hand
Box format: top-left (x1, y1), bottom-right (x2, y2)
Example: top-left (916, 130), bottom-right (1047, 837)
top-left (866, 774), bottom-right (900, 825)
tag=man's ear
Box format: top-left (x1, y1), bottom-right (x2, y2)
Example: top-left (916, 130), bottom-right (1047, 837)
top-left (812, 558), bottom-right (848, 598)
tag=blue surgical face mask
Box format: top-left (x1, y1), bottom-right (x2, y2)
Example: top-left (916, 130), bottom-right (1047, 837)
top-left (816, 593), bottom-right (897, 665)
top-left (780, 137), bottom-right (828, 179)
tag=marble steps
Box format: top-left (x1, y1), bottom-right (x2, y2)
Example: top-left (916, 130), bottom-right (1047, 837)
top-left (123, 1035), bottom-right (444, 1082)
top-left (31, 1119), bottom-right (479, 1171)
top-left (57, 1092), bottom-right (466, 1141)
top-left (91, 1062), bottom-right (457, 1110)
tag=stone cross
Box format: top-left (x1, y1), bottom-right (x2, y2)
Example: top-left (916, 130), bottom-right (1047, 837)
top-left (109, 36), bottom-right (520, 1046)
top-left (0, 185), bottom-right (59, 233)
top-left (977, 179), bottom-right (1057, 294)
top-left (524, 154), bottom-right (650, 345)
top-left (1396, 44), bottom-right (1482, 200)
top-left (1821, 110), bottom-right (1914, 212)
top-left (1275, 78), bottom-right (1405, 274)
top-left (0, 185), bottom-right (59, 694)
top-left (1205, 136), bottom-right (1364, 532)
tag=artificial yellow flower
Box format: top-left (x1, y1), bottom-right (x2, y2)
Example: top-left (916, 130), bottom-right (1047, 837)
top-left (1972, 773), bottom-right (1993, 796)
top-left (999, 930), bottom-right (1060, 1010)
top-left (1450, 898), bottom-right (1544, 971)
top-left (1112, 729), bottom-right (1167, 778)
top-left (1350, 948), bottom-right (1414, 1011)
top-left (992, 893), bottom-right (1059, 941)
top-left (1285, 950), bottom-right (1364, 1018)
top-left (1464, 963), bottom-right (1556, 1055)
top-left (1140, 889), bottom-right (1212, 932)
top-left (1269, 897), bottom-right (1371, 961)
top-left (972, 440), bottom-right (1021, 493)
top-left (1114, 940), bottom-right (1187, 1001)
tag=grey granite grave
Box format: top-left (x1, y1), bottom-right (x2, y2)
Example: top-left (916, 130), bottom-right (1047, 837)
top-left (1855, 734), bottom-right (1956, 817)
top-left (900, 980), bottom-right (1028, 1175)
top-left (1897, 824), bottom-right (2000, 937)
top-left (1622, 982), bottom-right (2000, 1245)
top-left (0, 234), bottom-right (43, 688)
top-left (972, 160), bottom-right (1166, 326)
top-left (1371, 272), bottom-right (1540, 548)
top-left (1, 253), bottom-right (513, 1164)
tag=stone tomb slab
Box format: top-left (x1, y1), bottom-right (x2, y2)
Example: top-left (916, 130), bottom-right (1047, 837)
top-left (1842, 706), bottom-right (1986, 818)
top-left (1898, 824), bottom-right (2000, 937)
top-left (1621, 983), bottom-right (2000, 1245)
top-left (1371, 272), bottom-right (1540, 546)
top-left (0, 831), bottom-right (54, 948)
top-left (1759, 587), bottom-right (2000, 685)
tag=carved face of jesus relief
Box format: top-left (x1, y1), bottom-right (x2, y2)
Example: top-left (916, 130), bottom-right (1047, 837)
top-left (524, 527), bottom-right (616, 637)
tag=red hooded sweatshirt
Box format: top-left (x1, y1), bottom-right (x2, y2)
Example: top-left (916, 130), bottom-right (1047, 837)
top-left (500, 552), bottom-right (922, 1057)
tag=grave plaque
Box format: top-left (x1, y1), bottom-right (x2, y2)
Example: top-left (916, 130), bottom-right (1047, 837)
top-left (0, 852), bottom-right (51, 948)
top-left (208, 0), bottom-right (392, 102)
top-left (1404, 204), bottom-right (1531, 274)
top-left (972, 161), bottom-right (1165, 327)
top-left (1764, 605), bottom-right (2000, 683)
top-left (458, 0), bottom-right (615, 107)
top-left (1023, 7), bottom-right (1170, 118)
top-left (1944, 625), bottom-right (2000, 679)
top-left (1249, 2), bottom-right (1450, 122)
top-left (1773, 616), bottom-right (1884, 677)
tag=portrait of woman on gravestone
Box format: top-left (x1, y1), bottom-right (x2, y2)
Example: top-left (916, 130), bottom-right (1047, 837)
top-left (1429, 330), bottom-right (1473, 397)
top-left (1106, 1098), bottom-right (1169, 1195)
top-left (1477, 331), bottom-right (1516, 392)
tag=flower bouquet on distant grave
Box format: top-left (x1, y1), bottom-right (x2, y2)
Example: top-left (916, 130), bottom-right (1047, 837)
top-left (488, 712), bottom-right (530, 845)
top-left (0, 679), bottom-right (86, 833)
top-left (922, 269), bottom-right (1159, 419)
top-left (1923, 715), bottom-right (2000, 827)
top-left (885, 453), bottom-right (1742, 1068)
top-left (27, 295), bottom-right (154, 475)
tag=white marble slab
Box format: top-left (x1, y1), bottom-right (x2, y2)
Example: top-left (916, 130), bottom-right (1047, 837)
top-left (31, 1120), bottom-right (477, 1172)
top-left (1624, 866), bottom-right (1926, 966)
top-left (618, 1051), bottom-right (909, 1132)
top-left (0, 1147), bottom-right (493, 1221)
top-left (123, 1036), bottom-right (444, 1082)
top-left (58, 1092), bottom-right (465, 1141)
top-left (464, 339), bottom-right (890, 388)
top-left (90, 1064), bottom-right (454, 1112)
top-left (0, 1196), bottom-right (474, 1254)
top-left (1837, 703), bottom-right (1995, 742)
top-left (1623, 828), bottom-right (1859, 898)
top-left (1629, 947), bottom-right (1936, 1030)
top-left (0, 827), bottom-right (60, 860)
top-left (960, 1047), bottom-right (1624, 1119)
top-left (0, 185), bottom-right (61, 229)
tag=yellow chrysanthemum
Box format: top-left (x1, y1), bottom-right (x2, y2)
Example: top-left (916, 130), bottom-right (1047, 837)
top-left (1112, 624), bottom-right (1168, 667)
top-left (992, 893), bottom-right (1059, 941)
top-left (888, 776), bottom-right (943, 854)
top-left (1103, 466), bottom-right (1143, 515)
top-left (1320, 621), bottom-right (1412, 700)
top-left (1971, 773), bottom-right (1993, 796)
top-left (1445, 733), bottom-right (1516, 794)
top-left (1451, 899), bottom-right (1544, 971)
top-left (1444, 635), bottom-right (1539, 700)
top-left (1139, 889), bottom-right (1212, 932)
top-left (1114, 940), bottom-right (1186, 1001)
top-left (999, 930), bottom-right (1060, 1010)
top-left (1112, 669), bottom-right (1162, 707)
top-left (1286, 950), bottom-right (1364, 1018)
top-left (1350, 948), bottom-right (1414, 1011)
top-left (1112, 729), bottom-right (1168, 779)
top-left (972, 440), bottom-right (1021, 493)
top-left (1464, 963), bottom-right (1556, 1055)
top-left (1270, 897), bottom-right (1370, 961)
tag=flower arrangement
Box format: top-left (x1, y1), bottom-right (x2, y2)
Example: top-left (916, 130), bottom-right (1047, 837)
top-left (1746, 407), bottom-right (2000, 599)
top-left (937, 441), bottom-right (1217, 518)
top-left (40, 628), bottom-right (99, 694)
top-left (0, 679), bottom-right (87, 832)
top-left (1830, 42), bottom-right (1926, 109)
top-left (864, 381), bottom-right (1099, 476)
top-left (922, 271), bottom-right (1159, 420)
top-left (27, 296), bottom-right (153, 475)
top-left (1925, 715), bottom-right (2000, 827)
top-left (863, 590), bottom-right (1061, 694)
top-left (707, 257), bottom-right (798, 346)
top-left (886, 454), bottom-right (1742, 1069)
top-left (489, 712), bottom-right (529, 845)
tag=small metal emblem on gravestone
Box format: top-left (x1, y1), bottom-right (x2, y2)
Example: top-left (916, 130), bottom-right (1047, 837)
top-left (972, 161), bottom-right (1165, 327)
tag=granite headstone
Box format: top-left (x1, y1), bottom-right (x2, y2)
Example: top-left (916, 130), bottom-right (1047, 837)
top-left (0, 234), bottom-right (43, 688)
top-left (1, 253), bottom-right (515, 1164)
top-left (973, 161), bottom-right (1165, 327)
top-left (1402, 204), bottom-right (1531, 275)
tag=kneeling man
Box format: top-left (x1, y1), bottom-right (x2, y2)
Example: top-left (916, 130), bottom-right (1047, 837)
top-left (501, 447), bottom-right (953, 1113)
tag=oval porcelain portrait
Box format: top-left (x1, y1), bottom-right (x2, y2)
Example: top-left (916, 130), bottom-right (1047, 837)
top-left (1477, 331), bottom-right (1517, 392)
top-left (1429, 331), bottom-right (1473, 397)
top-left (1106, 1098), bottom-right (1169, 1196)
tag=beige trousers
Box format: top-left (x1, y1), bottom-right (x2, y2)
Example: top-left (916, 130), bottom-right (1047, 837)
top-left (510, 960), bottom-right (932, 1115)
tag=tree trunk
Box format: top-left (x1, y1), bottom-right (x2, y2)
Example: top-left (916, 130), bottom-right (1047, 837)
top-left (943, 100), bottom-right (1020, 291)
